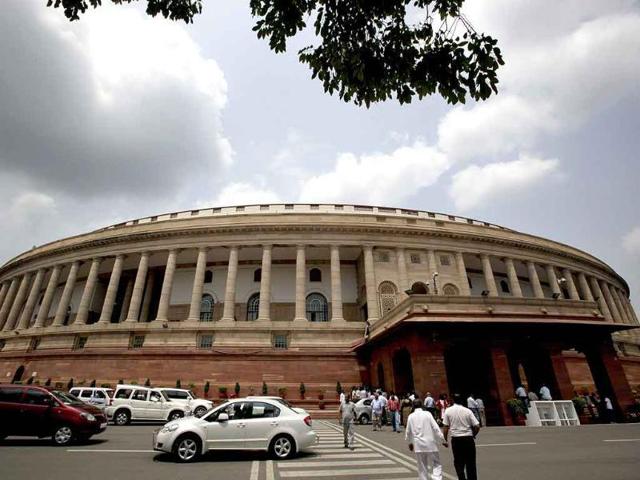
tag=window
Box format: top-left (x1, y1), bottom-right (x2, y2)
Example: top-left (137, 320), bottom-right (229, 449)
top-left (115, 388), bottom-right (133, 399)
top-left (132, 389), bottom-right (148, 401)
top-left (94, 390), bottom-right (106, 399)
top-left (306, 293), bottom-right (328, 322)
top-left (309, 268), bottom-right (322, 282)
top-left (170, 213), bottom-right (178, 218)
top-left (28, 337), bottom-right (40, 351)
top-left (0, 387), bottom-right (24, 403)
top-left (273, 334), bottom-right (288, 349)
top-left (149, 391), bottom-right (163, 402)
top-left (25, 389), bottom-right (51, 405)
top-left (379, 281), bottom-right (398, 314)
top-left (411, 282), bottom-right (428, 294)
top-left (247, 294), bottom-right (260, 321)
top-left (254, 268), bottom-right (262, 282)
top-left (285, 204), bottom-right (294, 210)
top-left (200, 294), bottom-right (214, 322)
top-left (69, 389), bottom-right (80, 397)
top-left (80, 390), bottom-right (92, 398)
top-left (130, 335), bottom-right (145, 349)
top-left (73, 336), bottom-right (87, 350)
top-left (443, 284), bottom-right (459, 296)
top-left (191, 210), bottom-right (199, 216)
top-left (164, 389), bottom-right (189, 400)
top-left (249, 402), bottom-right (280, 418)
top-left (236, 206), bottom-right (245, 212)
top-left (310, 204), bottom-right (319, 210)
top-left (410, 253), bottom-right (421, 264)
top-left (335, 205), bottom-right (344, 210)
top-left (377, 251), bottom-right (390, 262)
top-left (198, 334), bottom-right (214, 349)
top-left (204, 270), bottom-right (213, 284)
top-left (260, 205), bottom-right (269, 211)
top-left (0, 339), bottom-right (5, 351)
top-left (440, 255), bottom-right (451, 266)
top-left (500, 280), bottom-right (511, 294)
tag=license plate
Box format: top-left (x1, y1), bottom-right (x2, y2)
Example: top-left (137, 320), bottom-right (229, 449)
top-left (100, 422), bottom-right (108, 429)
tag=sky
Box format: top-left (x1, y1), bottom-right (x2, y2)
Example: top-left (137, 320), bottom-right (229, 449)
top-left (0, 0), bottom-right (639, 307)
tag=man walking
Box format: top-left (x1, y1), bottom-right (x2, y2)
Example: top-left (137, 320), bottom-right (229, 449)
top-left (475, 397), bottom-right (486, 427)
top-left (339, 396), bottom-right (357, 449)
top-left (388, 393), bottom-right (401, 432)
top-left (467, 394), bottom-right (480, 424)
top-left (539, 384), bottom-right (552, 401)
top-left (406, 399), bottom-right (446, 480)
top-left (443, 394), bottom-right (480, 480)
top-left (424, 392), bottom-right (437, 418)
top-left (371, 392), bottom-right (385, 431)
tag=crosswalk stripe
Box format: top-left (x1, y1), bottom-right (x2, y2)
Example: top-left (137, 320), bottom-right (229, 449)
top-left (278, 459), bottom-right (394, 468)
top-left (312, 448), bottom-right (372, 454)
top-left (298, 453), bottom-right (382, 460)
top-left (250, 460), bottom-right (259, 480)
top-left (278, 467), bottom-right (410, 478)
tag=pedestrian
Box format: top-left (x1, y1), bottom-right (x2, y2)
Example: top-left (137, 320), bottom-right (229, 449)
top-left (371, 392), bottom-right (385, 431)
top-left (339, 396), bottom-right (357, 449)
top-left (515, 384), bottom-right (528, 406)
top-left (424, 392), bottom-right (437, 418)
top-left (527, 390), bottom-right (539, 404)
top-left (475, 397), bottom-right (486, 427)
top-left (380, 390), bottom-right (389, 426)
top-left (388, 393), bottom-right (401, 432)
top-left (436, 394), bottom-right (449, 425)
top-left (339, 388), bottom-right (346, 405)
top-left (406, 399), bottom-right (446, 480)
top-left (603, 396), bottom-right (614, 423)
top-left (539, 384), bottom-right (552, 401)
top-left (401, 395), bottom-right (412, 426)
top-left (467, 394), bottom-right (480, 424)
top-left (442, 393), bottom-right (480, 480)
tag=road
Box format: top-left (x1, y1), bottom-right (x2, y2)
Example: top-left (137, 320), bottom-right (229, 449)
top-left (1, 420), bottom-right (639, 479)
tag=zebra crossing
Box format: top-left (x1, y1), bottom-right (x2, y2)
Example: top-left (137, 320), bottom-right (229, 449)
top-left (271, 421), bottom-right (422, 479)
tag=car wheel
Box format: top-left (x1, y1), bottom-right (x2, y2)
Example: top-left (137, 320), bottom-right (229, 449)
top-left (270, 434), bottom-right (296, 460)
top-left (359, 414), bottom-right (370, 425)
top-left (114, 409), bottom-right (131, 426)
top-left (193, 406), bottom-right (207, 418)
top-left (52, 425), bottom-right (74, 446)
top-left (169, 410), bottom-right (184, 421)
top-left (173, 434), bottom-right (201, 463)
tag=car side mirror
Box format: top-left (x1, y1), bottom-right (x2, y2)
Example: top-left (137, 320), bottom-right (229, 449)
top-left (218, 413), bottom-right (229, 422)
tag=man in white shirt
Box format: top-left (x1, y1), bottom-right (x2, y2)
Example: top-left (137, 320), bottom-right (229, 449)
top-left (443, 394), bottom-right (480, 480)
top-left (424, 392), bottom-right (436, 415)
top-left (539, 384), bottom-right (552, 401)
top-left (371, 393), bottom-right (385, 431)
top-left (406, 399), bottom-right (446, 480)
top-left (475, 398), bottom-right (486, 427)
top-left (467, 394), bottom-right (480, 424)
top-left (339, 397), bottom-right (357, 449)
top-left (339, 390), bottom-right (346, 405)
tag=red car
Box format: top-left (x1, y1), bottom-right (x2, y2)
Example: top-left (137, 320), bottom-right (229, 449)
top-left (0, 384), bottom-right (108, 445)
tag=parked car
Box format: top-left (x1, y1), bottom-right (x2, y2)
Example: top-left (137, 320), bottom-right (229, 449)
top-left (105, 385), bottom-right (190, 425)
top-left (153, 397), bottom-right (318, 462)
top-left (69, 387), bottom-right (114, 410)
top-left (355, 398), bottom-right (372, 424)
top-left (0, 384), bottom-right (107, 445)
top-left (156, 388), bottom-right (213, 418)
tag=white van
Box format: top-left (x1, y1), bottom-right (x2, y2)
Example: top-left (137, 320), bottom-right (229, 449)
top-left (104, 385), bottom-right (190, 425)
top-left (69, 387), bottom-right (114, 410)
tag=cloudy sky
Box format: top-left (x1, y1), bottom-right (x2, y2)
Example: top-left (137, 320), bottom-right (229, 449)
top-left (1, 0), bottom-right (639, 306)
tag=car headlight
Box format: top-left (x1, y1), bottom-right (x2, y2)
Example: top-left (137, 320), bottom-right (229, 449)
top-left (161, 423), bottom-right (179, 433)
top-left (80, 412), bottom-right (96, 422)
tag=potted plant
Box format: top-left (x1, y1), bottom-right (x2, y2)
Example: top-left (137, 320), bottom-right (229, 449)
top-left (506, 398), bottom-right (526, 425)
top-left (219, 386), bottom-right (228, 399)
top-left (204, 381), bottom-right (210, 398)
top-left (67, 378), bottom-right (74, 390)
top-left (90, 379), bottom-right (96, 387)
top-left (235, 382), bottom-right (241, 397)
top-left (262, 381), bottom-right (268, 395)
top-left (118, 379), bottom-right (124, 384)
top-left (299, 382), bottom-right (306, 400)
top-left (45, 378), bottom-right (51, 386)
top-left (318, 392), bottom-right (325, 410)
top-left (278, 387), bottom-right (287, 399)
top-left (336, 381), bottom-right (342, 397)
top-left (144, 378), bottom-right (151, 387)
top-left (572, 395), bottom-right (589, 424)
top-left (176, 379), bottom-right (181, 389)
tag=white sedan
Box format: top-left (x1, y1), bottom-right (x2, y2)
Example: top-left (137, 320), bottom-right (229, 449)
top-left (153, 397), bottom-right (318, 462)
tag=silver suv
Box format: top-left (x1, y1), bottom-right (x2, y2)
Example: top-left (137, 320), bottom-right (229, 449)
top-left (157, 388), bottom-right (213, 418)
top-left (105, 385), bottom-right (189, 425)
top-left (69, 387), bottom-right (114, 410)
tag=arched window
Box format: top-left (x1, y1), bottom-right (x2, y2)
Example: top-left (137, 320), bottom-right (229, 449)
top-left (253, 268), bottom-right (262, 283)
top-left (379, 281), bottom-right (398, 314)
top-left (411, 282), bottom-right (428, 294)
top-left (204, 270), bottom-right (213, 284)
top-left (443, 284), bottom-right (459, 296)
top-left (200, 294), bottom-right (214, 322)
top-left (309, 268), bottom-right (322, 282)
top-left (247, 293), bottom-right (260, 321)
top-left (306, 293), bottom-right (328, 322)
top-left (500, 279), bottom-right (510, 294)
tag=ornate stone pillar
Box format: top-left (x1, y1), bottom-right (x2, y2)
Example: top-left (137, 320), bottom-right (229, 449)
top-left (455, 252), bottom-right (471, 296)
top-left (562, 269), bottom-right (580, 300)
top-left (257, 245), bottom-right (272, 321)
top-left (4, 273), bottom-right (33, 331)
top-left (330, 245), bottom-right (344, 322)
top-left (526, 261), bottom-right (544, 299)
top-left (489, 345), bottom-right (516, 426)
top-left (481, 254), bottom-right (498, 296)
top-left (589, 277), bottom-right (611, 320)
top-left (0, 277), bottom-right (19, 330)
top-left (600, 281), bottom-right (621, 322)
top-left (17, 268), bottom-right (45, 330)
top-left (610, 288), bottom-right (629, 324)
top-left (293, 245), bottom-right (307, 322)
top-left (139, 272), bottom-right (156, 323)
top-left (363, 246), bottom-right (379, 322)
top-left (577, 272), bottom-right (594, 302)
top-left (75, 258), bottom-right (102, 325)
top-left (155, 249), bottom-right (178, 322)
top-left (118, 278), bottom-right (134, 323)
top-left (0, 282), bottom-right (9, 314)
top-left (427, 250), bottom-right (439, 294)
top-left (546, 265), bottom-right (562, 298)
top-left (504, 258), bottom-right (522, 297)
top-left (98, 254), bottom-right (125, 324)
top-left (125, 252), bottom-right (150, 323)
top-left (221, 246), bottom-right (239, 322)
top-left (187, 247), bottom-right (208, 322)
top-left (396, 247), bottom-right (409, 296)
top-left (52, 261), bottom-right (81, 327)
top-left (618, 290), bottom-right (638, 325)
top-left (34, 266), bottom-right (61, 328)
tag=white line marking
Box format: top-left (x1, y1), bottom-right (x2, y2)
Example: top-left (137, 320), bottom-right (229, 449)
top-left (66, 449), bottom-right (155, 453)
top-left (250, 460), bottom-right (260, 480)
top-left (278, 466), bottom-right (409, 478)
top-left (266, 459), bottom-right (274, 480)
top-left (299, 453), bottom-right (382, 459)
top-left (278, 459), bottom-right (394, 468)
top-left (312, 448), bottom-right (373, 453)
top-left (477, 442), bottom-right (537, 447)
top-left (603, 439), bottom-right (640, 442)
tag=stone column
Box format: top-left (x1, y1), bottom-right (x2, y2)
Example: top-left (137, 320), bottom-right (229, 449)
top-left (0, 282), bottom-right (9, 314)
top-left (363, 246), bottom-right (380, 322)
top-left (396, 247), bottom-right (409, 296)
top-left (4, 274), bottom-right (32, 331)
top-left (139, 272), bottom-right (156, 323)
top-left (0, 278), bottom-right (20, 330)
top-left (526, 261), bottom-right (544, 299)
top-left (293, 245), bottom-right (307, 322)
top-left (490, 345), bottom-right (516, 426)
top-left (600, 281), bottom-right (621, 322)
top-left (427, 250), bottom-right (439, 294)
top-left (118, 278), bottom-right (134, 323)
top-left (455, 252), bottom-right (471, 296)
top-left (562, 269), bottom-right (580, 300)
top-left (546, 265), bottom-right (562, 298)
top-left (155, 250), bottom-right (178, 322)
top-left (589, 277), bottom-right (611, 320)
top-left (481, 254), bottom-right (498, 296)
top-left (75, 258), bottom-right (102, 325)
top-left (17, 268), bottom-right (45, 330)
top-left (125, 252), bottom-right (150, 323)
top-left (548, 348), bottom-right (575, 400)
top-left (34, 266), bottom-right (61, 328)
top-left (618, 291), bottom-right (638, 326)
top-left (52, 261), bottom-right (80, 327)
top-left (611, 288), bottom-right (630, 324)
top-left (577, 272), bottom-right (594, 302)
top-left (187, 247), bottom-right (208, 322)
top-left (221, 246), bottom-right (239, 322)
top-left (330, 245), bottom-right (344, 322)
top-left (257, 245), bottom-right (272, 321)
top-left (624, 295), bottom-right (639, 325)
top-left (98, 254), bottom-right (125, 324)
top-left (504, 258), bottom-right (522, 297)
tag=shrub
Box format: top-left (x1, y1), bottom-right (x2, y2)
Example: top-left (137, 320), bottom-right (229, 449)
top-left (176, 379), bottom-right (181, 389)
top-left (336, 381), bottom-right (342, 394)
top-left (262, 381), bottom-right (268, 395)
top-left (219, 386), bottom-right (228, 398)
top-left (45, 378), bottom-right (51, 386)
top-left (506, 398), bottom-right (526, 417)
top-left (278, 387), bottom-right (287, 399)
top-left (144, 378), bottom-right (151, 387)
top-left (101, 383), bottom-right (111, 388)
top-left (235, 382), bottom-right (241, 396)
top-left (67, 378), bottom-right (74, 390)
top-left (299, 382), bottom-right (306, 398)
top-left (204, 381), bottom-right (210, 397)
top-left (90, 379), bottom-right (96, 387)
top-left (118, 379), bottom-right (124, 384)
top-left (572, 396), bottom-right (587, 414)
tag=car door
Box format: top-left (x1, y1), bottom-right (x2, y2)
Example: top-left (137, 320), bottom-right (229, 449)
top-left (130, 389), bottom-right (150, 419)
top-left (203, 401), bottom-right (249, 450)
top-left (147, 390), bottom-right (166, 420)
top-left (22, 389), bottom-right (55, 436)
top-left (0, 387), bottom-right (26, 435)
top-left (243, 401), bottom-right (281, 450)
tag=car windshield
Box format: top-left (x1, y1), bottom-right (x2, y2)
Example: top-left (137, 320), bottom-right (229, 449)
top-left (160, 391), bottom-right (170, 401)
top-left (188, 390), bottom-right (197, 399)
top-left (51, 390), bottom-right (85, 405)
top-left (275, 398), bottom-right (294, 409)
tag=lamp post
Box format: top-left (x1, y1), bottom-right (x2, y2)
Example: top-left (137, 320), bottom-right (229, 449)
top-left (432, 272), bottom-right (439, 295)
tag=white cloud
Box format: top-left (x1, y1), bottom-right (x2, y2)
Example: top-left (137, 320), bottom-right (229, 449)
top-left (10, 192), bottom-right (56, 218)
top-left (449, 155), bottom-right (559, 211)
top-left (299, 142), bottom-right (451, 205)
top-left (622, 227), bottom-right (640, 256)
top-left (203, 182), bottom-right (282, 207)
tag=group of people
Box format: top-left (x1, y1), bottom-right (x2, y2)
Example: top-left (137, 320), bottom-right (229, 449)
top-left (339, 387), bottom-right (482, 480)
